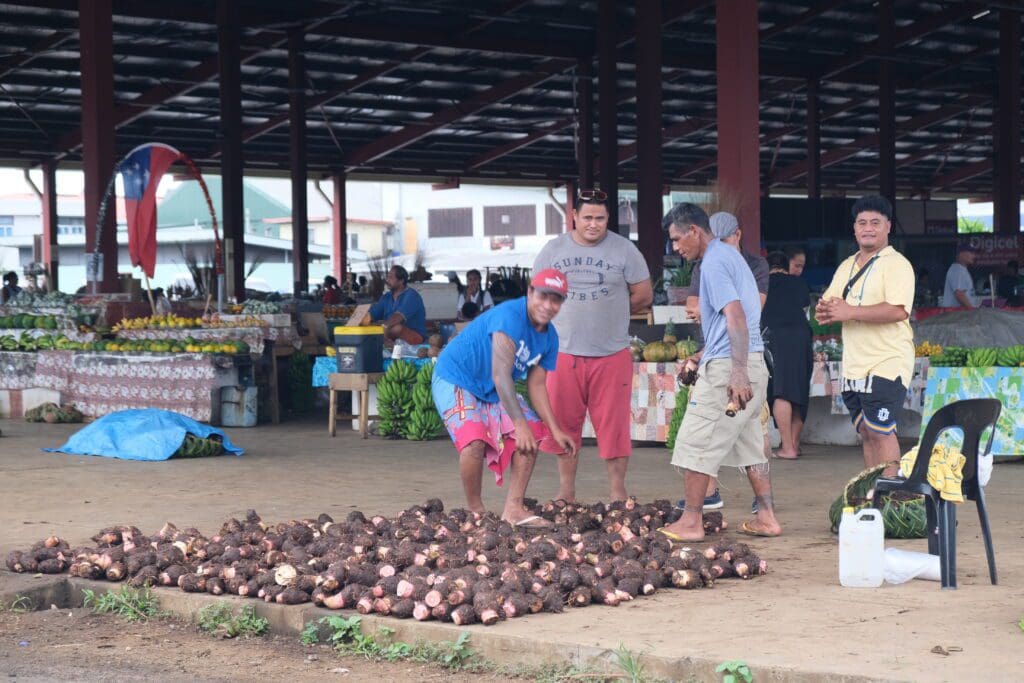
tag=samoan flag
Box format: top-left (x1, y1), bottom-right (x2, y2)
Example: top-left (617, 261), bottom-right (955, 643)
top-left (120, 143), bottom-right (181, 278)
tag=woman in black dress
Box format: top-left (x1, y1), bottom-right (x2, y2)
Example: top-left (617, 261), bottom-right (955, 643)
top-left (761, 252), bottom-right (813, 459)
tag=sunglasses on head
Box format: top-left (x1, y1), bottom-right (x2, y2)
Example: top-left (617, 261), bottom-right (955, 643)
top-left (577, 189), bottom-right (608, 202)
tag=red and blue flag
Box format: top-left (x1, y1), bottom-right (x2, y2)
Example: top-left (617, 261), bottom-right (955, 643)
top-left (120, 143), bottom-right (181, 278)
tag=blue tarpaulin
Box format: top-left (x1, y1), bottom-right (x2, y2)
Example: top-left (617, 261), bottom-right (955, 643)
top-left (44, 409), bottom-right (243, 461)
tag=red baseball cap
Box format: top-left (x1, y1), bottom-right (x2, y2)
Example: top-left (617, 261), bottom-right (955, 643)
top-left (530, 268), bottom-right (569, 298)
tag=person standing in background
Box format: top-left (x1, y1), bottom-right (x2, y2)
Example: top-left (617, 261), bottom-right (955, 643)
top-left (762, 252), bottom-right (812, 459)
top-left (533, 189), bottom-right (654, 503)
top-left (786, 245), bottom-right (807, 277)
top-left (940, 244), bottom-right (978, 309)
top-left (457, 269), bottom-right (494, 319)
top-left (1, 272), bottom-right (21, 304)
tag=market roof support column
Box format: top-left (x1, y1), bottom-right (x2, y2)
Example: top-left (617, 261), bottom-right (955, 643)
top-left (635, 0), bottom-right (663, 277)
top-left (575, 58), bottom-right (594, 189)
top-left (218, 0), bottom-right (246, 302)
top-left (597, 0), bottom-right (619, 234)
top-left (332, 172), bottom-right (347, 281)
top-left (78, 0), bottom-right (117, 292)
top-left (877, 0), bottom-right (896, 203)
top-left (289, 29), bottom-right (309, 296)
top-left (41, 161), bottom-right (59, 291)
top-left (806, 79), bottom-right (821, 200)
top-left (715, 0), bottom-right (761, 253)
top-left (994, 9), bottom-right (1021, 235)
top-left (565, 180), bottom-right (575, 232)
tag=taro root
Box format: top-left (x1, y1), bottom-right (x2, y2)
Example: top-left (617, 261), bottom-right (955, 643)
top-left (37, 558), bottom-right (66, 574)
top-left (450, 603), bottom-right (476, 626)
top-left (277, 587), bottom-right (310, 605)
top-left (206, 577), bottom-right (226, 595)
top-left (6, 551), bottom-right (29, 573)
top-left (567, 585), bottom-right (591, 607)
top-left (177, 573), bottom-right (206, 592)
top-left (105, 561), bottom-right (127, 581)
top-left (390, 598), bottom-right (416, 619)
top-left (472, 592), bottom-right (503, 625)
top-left (431, 602), bottom-right (454, 621)
top-left (130, 565), bottom-right (160, 588)
top-left (732, 555), bottom-right (767, 579)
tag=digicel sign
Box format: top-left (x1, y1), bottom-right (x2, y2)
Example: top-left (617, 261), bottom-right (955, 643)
top-left (967, 234), bottom-right (1024, 267)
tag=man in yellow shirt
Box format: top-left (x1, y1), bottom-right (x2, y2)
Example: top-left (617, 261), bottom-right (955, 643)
top-left (815, 195), bottom-right (915, 475)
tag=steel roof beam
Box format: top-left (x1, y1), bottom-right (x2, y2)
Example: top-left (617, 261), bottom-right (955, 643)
top-left (769, 98), bottom-right (987, 185)
top-left (816, 1), bottom-right (988, 81)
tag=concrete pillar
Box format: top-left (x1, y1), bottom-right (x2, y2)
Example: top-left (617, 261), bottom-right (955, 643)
top-left (994, 10), bottom-right (1021, 235)
top-left (806, 79), bottom-right (821, 200)
top-left (576, 59), bottom-right (594, 189)
top-left (40, 162), bottom-right (59, 291)
top-left (332, 172), bottom-right (347, 280)
top-left (597, 0), bottom-right (619, 233)
top-left (877, 0), bottom-right (896, 202)
top-left (635, 0), bottom-right (663, 277)
top-left (289, 29), bottom-right (309, 295)
top-left (715, 0), bottom-right (761, 252)
top-left (564, 180), bottom-right (575, 232)
top-left (218, 0), bottom-right (246, 302)
top-left (78, 0), bottom-right (118, 292)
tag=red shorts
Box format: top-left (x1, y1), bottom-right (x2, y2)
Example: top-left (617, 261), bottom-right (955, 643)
top-left (541, 348), bottom-right (633, 459)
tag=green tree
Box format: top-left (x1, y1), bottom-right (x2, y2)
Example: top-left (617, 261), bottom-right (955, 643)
top-left (957, 216), bottom-right (990, 234)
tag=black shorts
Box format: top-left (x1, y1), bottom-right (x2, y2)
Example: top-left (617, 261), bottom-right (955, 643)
top-left (841, 375), bottom-right (905, 436)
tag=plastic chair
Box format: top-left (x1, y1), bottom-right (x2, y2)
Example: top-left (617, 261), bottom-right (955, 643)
top-left (871, 398), bottom-right (1001, 589)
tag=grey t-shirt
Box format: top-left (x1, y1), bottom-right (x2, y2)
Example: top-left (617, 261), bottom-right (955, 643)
top-left (688, 250), bottom-right (769, 299)
top-left (699, 239), bottom-right (765, 364)
top-left (533, 231), bottom-right (650, 356)
top-left (940, 262), bottom-right (976, 307)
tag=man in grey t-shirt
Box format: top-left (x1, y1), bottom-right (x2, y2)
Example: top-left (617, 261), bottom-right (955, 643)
top-left (660, 202), bottom-right (782, 542)
top-left (533, 190), bottom-right (653, 502)
top-left (940, 244), bottom-right (978, 308)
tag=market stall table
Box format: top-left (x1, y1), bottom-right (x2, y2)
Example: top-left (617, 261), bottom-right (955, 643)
top-left (0, 349), bottom-right (250, 422)
top-left (32, 350), bottom-right (246, 422)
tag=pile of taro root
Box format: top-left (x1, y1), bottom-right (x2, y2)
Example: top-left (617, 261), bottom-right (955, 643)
top-left (5, 498), bottom-right (766, 625)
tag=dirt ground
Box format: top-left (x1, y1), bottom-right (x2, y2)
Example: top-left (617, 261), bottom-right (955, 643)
top-left (1, 416), bottom-right (1023, 681)
top-left (0, 607), bottom-right (514, 682)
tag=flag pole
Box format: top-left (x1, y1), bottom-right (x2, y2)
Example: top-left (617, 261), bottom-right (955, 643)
top-left (143, 272), bottom-right (156, 316)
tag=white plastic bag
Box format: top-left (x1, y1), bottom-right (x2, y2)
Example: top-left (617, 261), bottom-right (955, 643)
top-left (979, 452), bottom-right (993, 487)
top-left (883, 548), bottom-right (940, 584)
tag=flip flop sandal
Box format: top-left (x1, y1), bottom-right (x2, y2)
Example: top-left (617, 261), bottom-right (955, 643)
top-left (738, 521), bottom-right (782, 538)
top-left (510, 515), bottom-right (552, 530)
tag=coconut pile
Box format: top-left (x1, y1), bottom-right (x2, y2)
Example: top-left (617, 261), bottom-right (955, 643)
top-left (5, 499), bottom-right (766, 625)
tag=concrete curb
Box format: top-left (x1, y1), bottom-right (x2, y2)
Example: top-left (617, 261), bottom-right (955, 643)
top-left (1, 576), bottom-right (891, 683)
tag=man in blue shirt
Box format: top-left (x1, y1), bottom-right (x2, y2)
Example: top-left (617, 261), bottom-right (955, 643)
top-left (433, 269), bottom-right (577, 528)
top-left (660, 202), bottom-right (782, 542)
top-left (369, 265), bottom-right (427, 344)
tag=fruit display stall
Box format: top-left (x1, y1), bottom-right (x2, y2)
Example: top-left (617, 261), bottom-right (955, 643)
top-left (0, 310), bottom-right (264, 423)
top-left (919, 344), bottom-right (1024, 457)
top-left (582, 323), bottom-right (699, 442)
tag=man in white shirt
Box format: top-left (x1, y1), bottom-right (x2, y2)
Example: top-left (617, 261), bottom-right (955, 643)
top-left (940, 244), bottom-right (978, 308)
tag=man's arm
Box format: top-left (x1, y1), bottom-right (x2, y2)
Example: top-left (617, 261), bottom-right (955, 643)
top-left (492, 332), bottom-right (539, 455)
top-left (491, 332), bottom-right (526, 424)
top-left (628, 279), bottom-right (654, 313)
top-left (527, 364), bottom-right (578, 457)
top-left (826, 300), bottom-right (908, 323)
top-left (954, 290), bottom-right (975, 309)
top-left (722, 300), bottom-right (754, 409)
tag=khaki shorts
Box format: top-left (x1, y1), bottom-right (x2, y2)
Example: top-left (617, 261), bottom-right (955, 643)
top-left (671, 353), bottom-right (770, 477)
